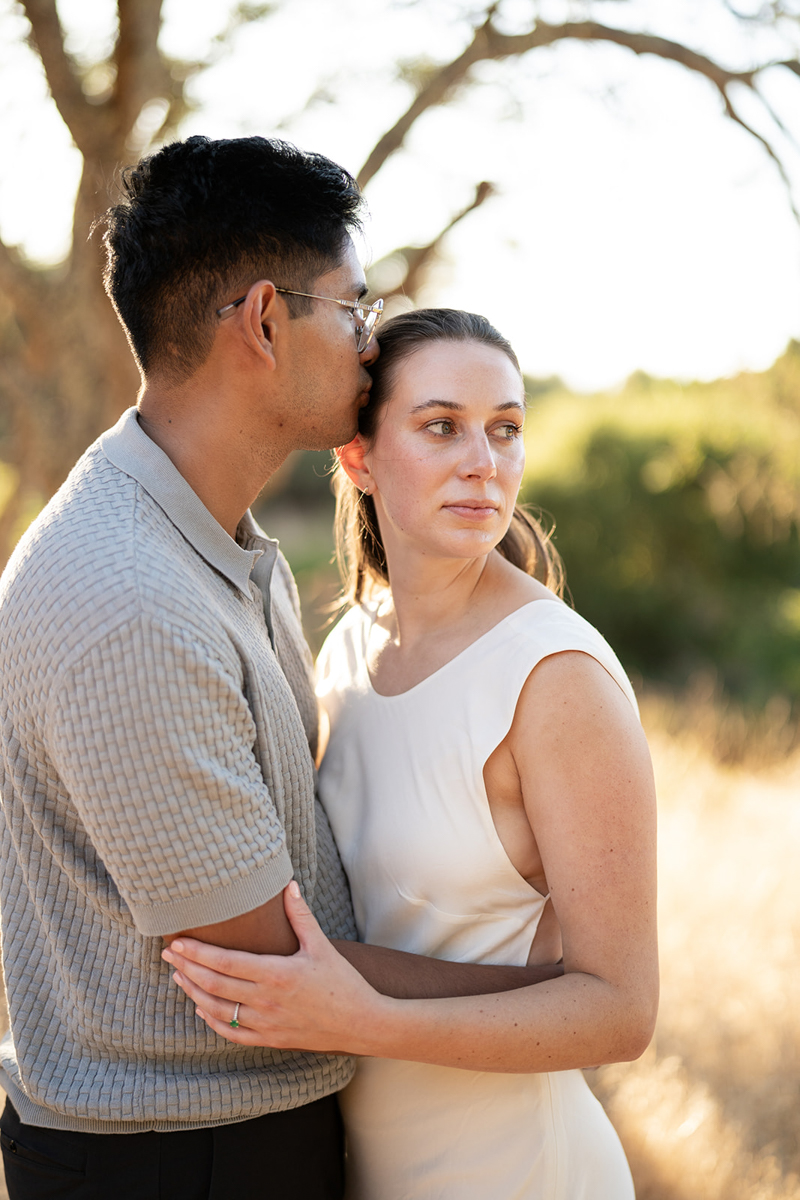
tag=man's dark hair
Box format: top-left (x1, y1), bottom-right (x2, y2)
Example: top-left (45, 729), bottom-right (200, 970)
top-left (101, 135), bottom-right (364, 382)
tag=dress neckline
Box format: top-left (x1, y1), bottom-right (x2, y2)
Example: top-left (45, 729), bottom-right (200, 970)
top-left (363, 596), bottom-right (564, 700)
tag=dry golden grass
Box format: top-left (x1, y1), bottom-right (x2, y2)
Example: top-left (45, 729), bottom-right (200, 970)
top-left (591, 700), bottom-right (800, 1199)
top-left (1, 703), bottom-right (798, 1198)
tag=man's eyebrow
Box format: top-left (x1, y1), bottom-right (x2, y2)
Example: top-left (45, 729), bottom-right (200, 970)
top-left (409, 398), bottom-right (526, 415)
top-left (345, 281), bottom-right (369, 300)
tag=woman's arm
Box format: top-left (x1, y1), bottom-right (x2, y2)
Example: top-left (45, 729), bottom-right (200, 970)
top-left (164, 652), bottom-right (657, 1072)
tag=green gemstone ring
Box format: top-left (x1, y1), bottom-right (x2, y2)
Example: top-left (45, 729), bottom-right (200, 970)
top-left (230, 1003), bottom-right (241, 1029)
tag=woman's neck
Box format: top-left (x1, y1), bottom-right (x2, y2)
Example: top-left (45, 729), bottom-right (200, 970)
top-left (381, 552), bottom-right (493, 645)
top-left (367, 553), bottom-right (524, 697)
top-left (366, 543), bottom-right (556, 697)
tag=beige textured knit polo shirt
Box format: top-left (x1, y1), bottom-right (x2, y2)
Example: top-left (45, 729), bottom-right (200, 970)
top-left (0, 407), bottom-right (356, 1132)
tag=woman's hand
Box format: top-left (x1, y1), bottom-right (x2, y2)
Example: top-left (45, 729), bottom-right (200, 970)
top-left (161, 881), bottom-right (391, 1052)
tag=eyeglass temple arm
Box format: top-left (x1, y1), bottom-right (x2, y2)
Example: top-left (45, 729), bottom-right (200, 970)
top-left (217, 296), bottom-right (247, 319)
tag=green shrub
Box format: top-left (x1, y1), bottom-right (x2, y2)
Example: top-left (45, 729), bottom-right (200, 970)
top-left (522, 344), bottom-right (800, 705)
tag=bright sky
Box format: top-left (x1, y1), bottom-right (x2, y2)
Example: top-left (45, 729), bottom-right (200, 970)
top-left (1, 0), bottom-right (799, 389)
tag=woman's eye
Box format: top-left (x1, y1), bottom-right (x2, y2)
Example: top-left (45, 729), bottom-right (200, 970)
top-left (496, 423), bottom-right (522, 440)
top-left (427, 419), bottom-right (457, 436)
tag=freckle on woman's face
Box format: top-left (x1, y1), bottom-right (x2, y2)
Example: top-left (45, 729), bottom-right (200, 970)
top-left (364, 340), bottom-right (527, 562)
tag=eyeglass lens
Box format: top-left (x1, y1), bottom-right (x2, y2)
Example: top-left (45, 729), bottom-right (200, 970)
top-left (356, 305), bottom-right (382, 353)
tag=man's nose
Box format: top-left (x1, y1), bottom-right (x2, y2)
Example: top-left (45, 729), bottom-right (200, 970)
top-left (359, 335), bottom-right (380, 367)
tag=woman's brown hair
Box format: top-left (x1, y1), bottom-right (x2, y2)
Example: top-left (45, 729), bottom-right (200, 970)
top-left (333, 308), bottom-right (565, 604)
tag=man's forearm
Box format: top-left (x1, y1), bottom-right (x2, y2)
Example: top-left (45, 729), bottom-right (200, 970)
top-left (332, 939), bottom-right (563, 1000)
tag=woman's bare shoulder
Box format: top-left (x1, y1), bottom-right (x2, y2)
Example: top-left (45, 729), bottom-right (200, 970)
top-left (510, 652), bottom-right (650, 792)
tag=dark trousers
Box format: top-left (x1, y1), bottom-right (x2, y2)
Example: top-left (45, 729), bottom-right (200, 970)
top-left (0, 1095), bottom-right (344, 1199)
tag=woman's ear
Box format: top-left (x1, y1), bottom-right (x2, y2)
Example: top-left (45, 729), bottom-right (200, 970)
top-left (336, 435), bottom-right (373, 494)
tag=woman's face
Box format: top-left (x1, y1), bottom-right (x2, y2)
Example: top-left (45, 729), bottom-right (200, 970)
top-left (360, 339), bottom-right (527, 566)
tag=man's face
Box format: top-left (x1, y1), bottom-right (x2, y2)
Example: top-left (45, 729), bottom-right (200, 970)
top-left (278, 238), bottom-right (379, 451)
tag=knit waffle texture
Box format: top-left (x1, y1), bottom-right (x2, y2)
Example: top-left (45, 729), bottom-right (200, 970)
top-left (0, 408), bottom-right (356, 1132)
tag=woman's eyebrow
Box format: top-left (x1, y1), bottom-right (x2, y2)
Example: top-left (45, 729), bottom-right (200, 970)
top-left (410, 399), bottom-right (465, 414)
top-left (409, 398), bottom-right (525, 414)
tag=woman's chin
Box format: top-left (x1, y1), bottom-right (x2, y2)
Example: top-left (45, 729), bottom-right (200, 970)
top-left (408, 532), bottom-right (506, 563)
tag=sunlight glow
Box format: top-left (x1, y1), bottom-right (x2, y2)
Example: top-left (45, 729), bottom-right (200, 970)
top-left (0, 0), bottom-right (798, 389)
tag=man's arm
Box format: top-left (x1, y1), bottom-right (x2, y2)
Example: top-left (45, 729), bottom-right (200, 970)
top-left (165, 901), bottom-right (560, 992)
top-left (333, 939), bottom-right (562, 997)
top-left (163, 893), bottom-right (299, 955)
top-left (48, 617), bottom-right (297, 944)
top-left (164, 893), bottom-right (561, 997)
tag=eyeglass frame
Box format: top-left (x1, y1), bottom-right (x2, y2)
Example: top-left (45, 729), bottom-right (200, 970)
top-left (216, 287), bottom-right (384, 353)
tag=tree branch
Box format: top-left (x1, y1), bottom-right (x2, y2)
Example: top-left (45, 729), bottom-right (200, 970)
top-left (752, 77), bottom-right (800, 150)
top-left (20, 0), bottom-right (96, 157)
top-left (723, 0), bottom-right (800, 21)
top-left (0, 468), bottom-right (27, 569)
top-left (723, 91), bottom-right (800, 220)
top-left (722, 0), bottom-right (766, 19)
top-left (0, 235), bottom-right (42, 328)
top-left (114, 0), bottom-right (170, 145)
top-left (368, 181), bottom-right (497, 303)
top-left (400, 180), bottom-right (496, 299)
top-left (357, 9), bottom-right (496, 188)
top-left (357, 15), bottom-right (798, 198)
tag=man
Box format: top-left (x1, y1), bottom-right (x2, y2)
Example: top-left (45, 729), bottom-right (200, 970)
top-left (0, 135), bottom-right (555, 1199)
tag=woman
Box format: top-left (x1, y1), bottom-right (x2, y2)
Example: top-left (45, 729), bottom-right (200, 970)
top-left (166, 310), bottom-right (658, 1199)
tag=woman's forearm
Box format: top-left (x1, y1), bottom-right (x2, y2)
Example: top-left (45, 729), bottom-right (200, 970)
top-left (345, 970), bottom-right (657, 1073)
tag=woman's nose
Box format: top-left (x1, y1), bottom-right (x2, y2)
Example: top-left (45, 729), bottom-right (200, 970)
top-left (461, 433), bottom-right (497, 480)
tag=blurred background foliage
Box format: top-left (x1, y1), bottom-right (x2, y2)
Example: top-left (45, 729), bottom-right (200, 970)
top-left (521, 340), bottom-right (800, 705)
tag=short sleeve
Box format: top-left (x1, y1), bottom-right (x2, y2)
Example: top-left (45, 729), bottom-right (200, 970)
top-left (45, 614), bottom-right (293, 936)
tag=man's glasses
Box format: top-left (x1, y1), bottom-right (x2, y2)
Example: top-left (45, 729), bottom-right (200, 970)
top-left (217, 288), bottom-right (384, 353)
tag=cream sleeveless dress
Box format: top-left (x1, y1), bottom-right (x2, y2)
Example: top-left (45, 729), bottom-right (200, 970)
top-left (316, 597), bottom-right (637, 1200)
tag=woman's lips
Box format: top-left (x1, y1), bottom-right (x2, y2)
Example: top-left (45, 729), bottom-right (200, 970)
top-left (443, 502), bottom-right (499, 519)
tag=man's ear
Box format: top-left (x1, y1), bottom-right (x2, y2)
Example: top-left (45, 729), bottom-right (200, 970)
top-left (336, 436), bottom-right (373, 494)
top-left (240, 281), bottom-right (279, 368)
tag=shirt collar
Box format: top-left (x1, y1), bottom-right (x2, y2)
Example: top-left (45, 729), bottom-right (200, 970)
top-left (99, 407), bottom-right (278, 597)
